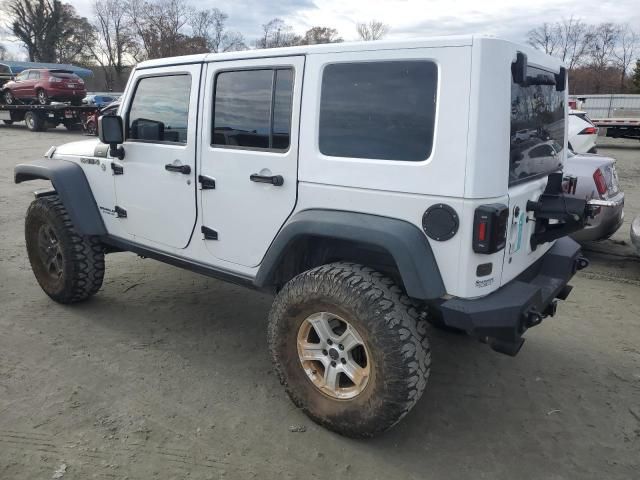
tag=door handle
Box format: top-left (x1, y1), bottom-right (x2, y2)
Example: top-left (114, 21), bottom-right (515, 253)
top-left (250, 173), bottom-right (284, 186)
top-left (165, 163), bottom-right (191, 174)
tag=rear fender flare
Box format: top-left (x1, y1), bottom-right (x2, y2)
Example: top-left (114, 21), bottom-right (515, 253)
top-left (255, 209), bottom-right (446, 300)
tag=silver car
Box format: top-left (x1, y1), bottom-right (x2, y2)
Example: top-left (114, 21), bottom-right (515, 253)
top-left (564, 151), bottom-right (624, 242)
top-left (631, 215), bottom-right (640, 254)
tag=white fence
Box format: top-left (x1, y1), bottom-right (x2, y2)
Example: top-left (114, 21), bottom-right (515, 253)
top-left (569, 94), bottom-right (640, 119)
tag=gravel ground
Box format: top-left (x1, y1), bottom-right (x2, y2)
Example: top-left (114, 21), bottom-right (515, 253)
top-left (0, 124), bottom-right (639, 480)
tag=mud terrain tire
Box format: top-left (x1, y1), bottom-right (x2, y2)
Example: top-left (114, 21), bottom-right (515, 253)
top-left (268, 262), bottom-right (431, 438)
top-left (25, 195), bottom-right (105, 304)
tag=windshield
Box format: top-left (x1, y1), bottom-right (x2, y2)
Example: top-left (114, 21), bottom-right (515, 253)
top-left (509, 66), bottom-right (565, 185)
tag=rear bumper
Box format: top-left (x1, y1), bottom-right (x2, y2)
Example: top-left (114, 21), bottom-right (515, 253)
top-left (571, 192), bottom-right (624, 242)
top-left (440, 237), bottom-right (585, 356)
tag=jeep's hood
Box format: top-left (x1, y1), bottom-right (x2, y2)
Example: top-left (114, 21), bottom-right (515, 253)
top-left (53, 138), bottom-right (102, 158)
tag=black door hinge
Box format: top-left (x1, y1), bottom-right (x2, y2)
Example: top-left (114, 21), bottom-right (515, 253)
top-left (111, 162), bottom-right (124, 175)
top-left (115, 206), bottom-right (127, 218)
top-left (201, 226), bottom-right (218, 240)
top-left (198, 175), bottom-right (216, 189)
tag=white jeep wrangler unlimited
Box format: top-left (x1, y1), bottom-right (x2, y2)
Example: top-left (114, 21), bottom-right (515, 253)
top-left (15, 36), bottom-right (594, 438)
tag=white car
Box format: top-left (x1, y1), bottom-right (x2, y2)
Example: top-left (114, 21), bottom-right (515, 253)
top-left (15, 37), bottom-right (594, 438)
top-left (569, 109), bottom-right (598, 154)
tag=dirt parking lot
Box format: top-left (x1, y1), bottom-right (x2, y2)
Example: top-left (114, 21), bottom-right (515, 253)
top-left (0, 124), bottom-right (639, 479)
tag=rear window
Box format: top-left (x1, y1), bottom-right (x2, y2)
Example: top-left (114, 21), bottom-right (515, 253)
top-left (509, 66), bottom-right (565, 185)
top-left (319, 61), bottom-right (437, 161)
top-left (50, 72), bottom-right (79, 79)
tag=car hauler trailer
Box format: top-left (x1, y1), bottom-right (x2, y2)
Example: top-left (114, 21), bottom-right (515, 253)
top-left (0, 104), bottom-right (99, 132)
top-left (569, 94), bottom-right (640, 141)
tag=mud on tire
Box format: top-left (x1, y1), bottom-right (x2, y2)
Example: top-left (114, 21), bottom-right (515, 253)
top-left (268, 262), bottom-right (431, 438)
top-left (25, 195), bottom-right (105, 304)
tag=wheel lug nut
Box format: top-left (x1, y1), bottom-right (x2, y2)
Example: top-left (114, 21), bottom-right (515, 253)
top-left (330, 361), bottom-right (336, 367)
top-left (339, 344), bottom-right (344, 350)
top-left (341, 358), bottom-right (346, 364)
top-left (322, 349), bottom-right (328, 356)
top-left (327, 339), bottom-right (333, 345)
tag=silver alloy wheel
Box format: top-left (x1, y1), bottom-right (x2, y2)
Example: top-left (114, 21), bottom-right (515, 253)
top-left (38, 90), bottom-right (48, 105)
top-left (297, 312), bottom-right (371, 400)
top-left (25, 113), bottom-right (34, 129)
top-left (4, 91), bottom-right (14, 104)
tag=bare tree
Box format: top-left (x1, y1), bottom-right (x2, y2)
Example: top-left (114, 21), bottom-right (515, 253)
top-left (126, 0), bottom-right (198, 59)
top-left (190, 8), bottom-right (246, 53)
top-left (527, 22), bottom-right (560, 54)
top-left (589, 23), bottom-right (621, 70)
top-left (90, 0), bottom-right (135, 88)
top-left (356, 20), bottom-right (389, 41)
top-left (255, 18), bottom-right (301, 48)
top-left (4, 0), bottom-right (67, 61)
top-left (612, 25), bottom-right (639, 91)
top-left (557, 17), bottom-right (593, 69)
top-left (55, 4), bottom-right (94, 64)
top-left (300, 26), bottom-right (343, 45)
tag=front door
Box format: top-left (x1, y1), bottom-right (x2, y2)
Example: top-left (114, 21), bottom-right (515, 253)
top-left (114, 64), bottom-right (202, 249)
top-left (199, 57), bottom-right (303, 267)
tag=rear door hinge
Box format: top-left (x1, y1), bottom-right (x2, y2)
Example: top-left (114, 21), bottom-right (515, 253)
top-left (198, 175), bottom-right (216, 189)
top-left (111, 162), bottom-right (124, 175)
top-left (201, 226), bottom-right (218, 240)
top-left (114, 206), bottom-right (127, 218)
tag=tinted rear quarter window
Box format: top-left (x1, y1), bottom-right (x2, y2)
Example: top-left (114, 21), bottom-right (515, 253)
top-left (319, 61), bottom-right (438, 161)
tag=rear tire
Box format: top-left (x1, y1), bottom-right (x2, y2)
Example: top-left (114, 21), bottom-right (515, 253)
top-left (37, 89), bottom-right (50, 105)
top-left (24, 111), bottom-right (46, 132)
top-left (25, 196), bottom-right (105, 304)
top-left (268, 262), bottom-right (431, 438)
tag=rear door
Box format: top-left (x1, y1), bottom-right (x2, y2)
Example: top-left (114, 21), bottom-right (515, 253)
top-left (199, 56), bottom-right (303, 267)
top-left (503, 64), bottom-right (567, 284)
top-left (113, 64), bottom-right (201, 249)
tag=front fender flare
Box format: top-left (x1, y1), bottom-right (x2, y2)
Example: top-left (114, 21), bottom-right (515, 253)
top-left (14, 159), bottom-right (107, 236)
top-left (255, 209), bottom-right (446, 300)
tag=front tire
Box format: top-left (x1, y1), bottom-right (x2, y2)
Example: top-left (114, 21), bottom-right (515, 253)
top-left (268, 262), bottom-right (431, 438)
top-left (4, 90), bottom-right (15, 105)
top-left (25, 196), bottom-right (105, 304)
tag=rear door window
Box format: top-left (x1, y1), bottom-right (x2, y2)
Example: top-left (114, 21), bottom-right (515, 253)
top-left (212, 68), bottom-right (294, 151)
top-left (319, 61), bottom-right (438, 161)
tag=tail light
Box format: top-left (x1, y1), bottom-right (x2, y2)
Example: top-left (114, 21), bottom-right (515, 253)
top-left (579, 126), bottom-right (598, 135)
top-left (593, 168), bottom-right (608, 196)
top-left (473, 204), bottom-right (509, 254)
top-left (49, 77), bottom-right (62, 83)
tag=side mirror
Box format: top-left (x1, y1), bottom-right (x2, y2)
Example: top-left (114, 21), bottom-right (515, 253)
top-left (98, 115), bottom-right (125, 160)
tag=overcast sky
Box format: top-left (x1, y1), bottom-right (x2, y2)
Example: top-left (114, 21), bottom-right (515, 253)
top-left (2, 0), bottom-right (640, 58)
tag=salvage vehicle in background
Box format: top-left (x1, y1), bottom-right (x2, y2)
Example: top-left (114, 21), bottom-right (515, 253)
top-left (0, 63), bottom-right (14, 88)
top-left (83, 100), bottom-right (120, 135)
top-left (568, 109), bottom-right (598, 153)
top-left (563, 151), bottom-right (624, 242)
top-left (14, 37), bottom-right (600, 438)
top-left (631, 216), bottom-right (640, 255)
top-left (83, 94), bottom-right (120, 108)
top-left (2, 69), bottom-right (86, 106)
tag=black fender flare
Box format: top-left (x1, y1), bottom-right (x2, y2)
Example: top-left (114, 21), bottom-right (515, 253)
top-left (255, 209), bottom-right (446, 300)
top-left (14, 159), bottom-right (107, 236)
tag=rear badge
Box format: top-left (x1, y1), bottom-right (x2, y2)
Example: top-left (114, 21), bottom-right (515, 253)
top-left (475, 278), bottom-right (494, 288)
